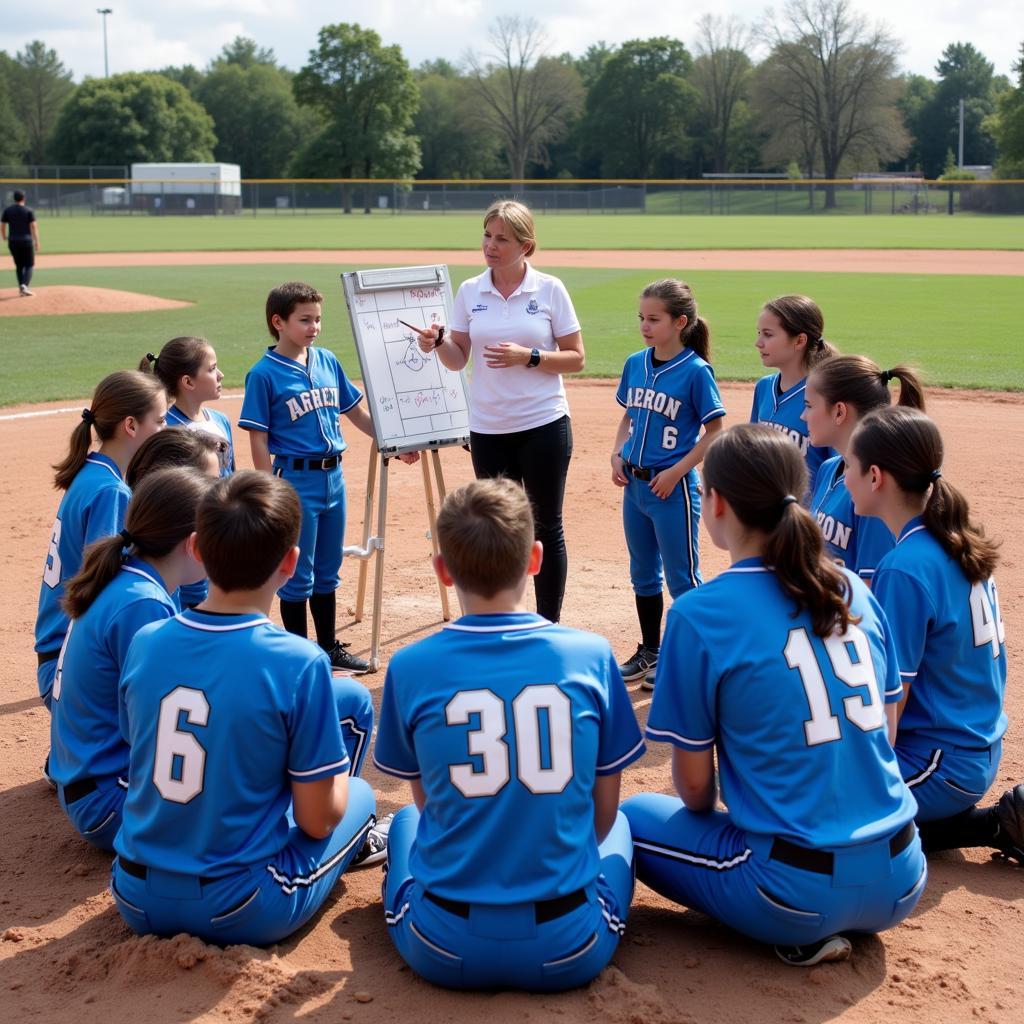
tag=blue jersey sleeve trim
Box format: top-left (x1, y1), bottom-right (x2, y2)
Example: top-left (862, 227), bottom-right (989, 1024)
top-left (238, 417), bottom-right (268, 431)
top-left (596, 737), bottom-right (646, 775)
top-left (645, 725), bottom-right (715, 749)
top-left (372, 755), bottom-right (421, 780)
top-left (899, 670), bottom-right (917, 680)
top-left (289, 755), bottom-right (350, 779)
top-left (700, 408), bottom-right (727, 424)
top-left (338, 393), bottom-right (362, 415)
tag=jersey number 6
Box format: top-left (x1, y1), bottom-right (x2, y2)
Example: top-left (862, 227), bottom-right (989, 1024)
top-left (153, 686), bottom-right (210, 803)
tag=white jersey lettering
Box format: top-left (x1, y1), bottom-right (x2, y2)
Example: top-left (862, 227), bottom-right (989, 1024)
top-left (626, 388), bottom-right (681, 422)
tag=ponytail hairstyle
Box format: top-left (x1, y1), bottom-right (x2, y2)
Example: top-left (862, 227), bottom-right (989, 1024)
top-left (126, 427), bottom-right (224, 488)
top-left (808, 354), bottom-right (925, 418)
top-left (703, 424), bottom-right (856, 638)
top-left (851, 407), bottom-right (998, 583)
top-left (53, 371), bottom-right (167, 491)
top-left (641, 279), bottom-right (712, 362)
top-left (62, 467), bottom-right (211, 619)
top-left (761, 295), bottom-right (837, 371)
top-left (139, 336), bottom-right (212, 398)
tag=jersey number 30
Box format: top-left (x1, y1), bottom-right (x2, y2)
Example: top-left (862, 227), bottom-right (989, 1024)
top-left (446, 685), bottom-right (573, 797)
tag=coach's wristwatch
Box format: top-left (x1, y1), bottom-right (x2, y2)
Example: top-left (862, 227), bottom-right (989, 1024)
top-left (527, 347), bottom-right (541, 367)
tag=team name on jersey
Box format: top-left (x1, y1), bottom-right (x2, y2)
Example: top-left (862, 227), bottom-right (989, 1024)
top-left (285, 386), bottom-right (340, 422)
top-left (764, 420), bottom-right (809, 454)
top-left (816, 511), bottom-right (852, 551)
top-left (626, 387), bottom-right (682, 421)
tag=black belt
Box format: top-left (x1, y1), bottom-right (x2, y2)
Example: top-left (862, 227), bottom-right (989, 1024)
top-left (62, 777), bottom-right (98, 804)
top-left (770, 821), bottom-right (916, 876)
top-left (424, 887), bottom-right (587, 924)
top-left (623, 462), bottom-right (653, 482)
top-left (37, 649), bottom-right (60, 667)
top-left (118, 856), bottom-right (219, 886)
top-left (287, 456), bottom-right (340, 471)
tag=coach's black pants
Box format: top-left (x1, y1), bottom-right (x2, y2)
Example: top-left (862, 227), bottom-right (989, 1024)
top-left (8, 241), bottom-right (34, 288)
top-left (470, 415), bottom-right (573, 623)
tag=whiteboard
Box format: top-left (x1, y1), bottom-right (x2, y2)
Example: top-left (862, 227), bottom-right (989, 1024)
top-left (341, 265), bottom-right (471, 455)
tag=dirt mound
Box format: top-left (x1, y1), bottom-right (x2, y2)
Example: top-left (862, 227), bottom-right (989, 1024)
top-left (0, 286), bottom-right (192, 317)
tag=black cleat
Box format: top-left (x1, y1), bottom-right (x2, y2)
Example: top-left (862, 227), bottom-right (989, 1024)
top-left (619, 643), bottom-right (659, 682)
top-left (325, 640), bottom-right (369, 675)
top-left (993, 783), bottom-right (1024, 864)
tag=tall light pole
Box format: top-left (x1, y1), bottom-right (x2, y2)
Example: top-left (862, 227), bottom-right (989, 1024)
top-left (97, 8), bottom-right (112, 77)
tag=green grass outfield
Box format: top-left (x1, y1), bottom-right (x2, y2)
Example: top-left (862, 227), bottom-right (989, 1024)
top-left (2, 263), bottom-right (1019, 406)
top-left (37, 212), bottom-right (1024, 253)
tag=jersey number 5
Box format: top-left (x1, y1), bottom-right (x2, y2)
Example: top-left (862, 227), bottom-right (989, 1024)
top-left (153, 686), bottom-right (209, 803)
top-left (784, 625), bottom-right (885, 746)
top-left (446, 685), bottom-right (573, 798)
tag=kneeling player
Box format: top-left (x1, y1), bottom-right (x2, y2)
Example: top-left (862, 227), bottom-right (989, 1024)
top-left (374, 478), bottom-right (644, 992)
top-left (111, 471), bottom-right (376, 947)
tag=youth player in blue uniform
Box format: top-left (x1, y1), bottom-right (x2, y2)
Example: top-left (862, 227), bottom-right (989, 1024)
top-left (35, 371), bottom-right (167, 709)
top-left (126, 428), bottom-right (223, 489)
top-left (610, 279), bottom-right (725, 688)
top-left (623, 425), bottom-right (926, 967)
top-left (749, 294), bottom-right (836, 491)
top-left (803, 354), bottom-right (924, 582)
top-left (374, 478), bottom-right (644, 991)
top-left (111, 471), bottom-right (377, 947)
top-left (50, 468), bottom-right (211, 850)
top-left (846, 407), bottom-right (1023, 863)
top-left (239, 281), bottom-right (416, 674)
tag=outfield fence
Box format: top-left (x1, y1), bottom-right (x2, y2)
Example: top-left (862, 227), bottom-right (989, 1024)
top-left (2, 173), bottom-right (1023, 216)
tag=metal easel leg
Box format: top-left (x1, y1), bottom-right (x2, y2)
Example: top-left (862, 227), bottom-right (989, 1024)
top-left (421, 449), bottom-right (451, 621)
top-left (369, 455), bottom-right (390, 672)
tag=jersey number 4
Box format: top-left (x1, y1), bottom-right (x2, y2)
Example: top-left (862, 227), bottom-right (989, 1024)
top-left (446, 685), bottom-right (573, 798)
top-left (784, 625), bottom-right (885, 746)
top-left (970, 581), bottom-right (1005, 659)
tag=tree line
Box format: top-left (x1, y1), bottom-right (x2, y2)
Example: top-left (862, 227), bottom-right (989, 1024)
top-left (1, 1), bottom-right (1022, 191)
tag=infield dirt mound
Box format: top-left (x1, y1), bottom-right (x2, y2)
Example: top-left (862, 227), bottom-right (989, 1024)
top-left (0, 286), bottom-right (192, 317)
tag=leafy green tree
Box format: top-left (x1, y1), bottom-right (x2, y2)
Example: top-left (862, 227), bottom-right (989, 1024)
top-left (580, 37), bottom-right (698, 178)
top-left (53, 73), bottom-right (216, 164)
top-left (575, 43), bottom-right (615, 90)
top-left (292, 23), bottom-right (420, 211)
top-left (156, 64), bottom-right (204, 95)
top-left (6, 41), bottom-right (74, 165)
top-left (0, 53), bottom-right (28, 165)
top-left (987, 42), bottom-right (1024, 175)
top-left (212, 37), bottom-right (278, 70)
top-left (895, 73), bottom-right (936, 171)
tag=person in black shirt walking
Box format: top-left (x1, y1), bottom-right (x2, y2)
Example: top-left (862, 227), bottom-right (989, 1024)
top-left (1, 190), bottom-right (40, 296)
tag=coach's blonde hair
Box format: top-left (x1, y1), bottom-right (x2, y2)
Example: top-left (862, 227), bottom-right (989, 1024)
top-left (437, 478), bottom-right (535, 597)
top-left (483, 199), bottom-right (537, 258)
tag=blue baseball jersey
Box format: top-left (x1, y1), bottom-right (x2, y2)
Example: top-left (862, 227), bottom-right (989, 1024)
top-left (36, 454), bottom-right (131, 655)
top-left (749, 374), bottom-right (834, 490)
top-left (50, 558), bottom-right (176, 788)
top-left (166, 404), bottom-right (235, 476)
top-left (116, 610), bottom-right (350, 876)
top-left (238, 346), bottom-right (362, 457)
top-left (874, 518), bottom-right (1007, 750)
top-left (647, 558), bottom-right (915, 847)
top-left (615, 348), bottom-right (725, 470)
top-left (374, 612), bottom-right (646, 903)
top-left (810, 455), bottom-right (895, 580)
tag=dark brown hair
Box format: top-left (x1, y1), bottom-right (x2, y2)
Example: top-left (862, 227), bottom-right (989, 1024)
top-left (126, 427), bottom-right (224, 489)
top-left (63, 468), bottom-right (211, 618)
top-left (139, 336), bottom-right (212, 397)
top-left (196, 471), bottom-right (301, 591)
top-left (761, 294), bottom-right (837, 371)
top-left (851, 407), bottom-right (998, 583)
top-left (53, 371), bottom-right (166, 491)
top-left (808, 354), bottom-right (925, 417)
top-left (266, 281), bottom-right (323, 339)
top-left (641, 279), bottom-right (712, 362)
top-left (436, 478), bottom-right (535, 598)
top-left (703, 424), bottom-right (856, 637)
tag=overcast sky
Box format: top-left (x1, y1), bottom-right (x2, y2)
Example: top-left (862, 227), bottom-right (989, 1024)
top-left (0, 1), bottom-right (1019, 83)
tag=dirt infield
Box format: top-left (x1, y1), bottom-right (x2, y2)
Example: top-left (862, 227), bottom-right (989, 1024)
top-left (1, 380), bottom-right (1022, 1024)
top-left (0, 286), bottom-right (192, 317)
top-left (30, 247), bottom-right (1024, 275)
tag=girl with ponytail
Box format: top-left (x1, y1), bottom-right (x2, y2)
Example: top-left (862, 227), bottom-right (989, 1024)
top-left (611, 278), bottom-right (726, 688)
top-left (623, 424), bottom-right (925, 968)
top-left (49, 467), bottom-right (211, 851)
top-left (35, 370), bottom-right (167, 710)
top-left (847, 407), bottom-right (1021, 865)
top-left (803, 354), bottom-right (925, 582)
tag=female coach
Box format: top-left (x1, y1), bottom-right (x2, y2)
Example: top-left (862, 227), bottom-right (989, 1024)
top-left (413, 200), bottom-right (584, 623)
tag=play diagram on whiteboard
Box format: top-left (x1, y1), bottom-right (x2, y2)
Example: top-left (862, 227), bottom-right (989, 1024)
top-left (342, 265), bottom-right (470, 455)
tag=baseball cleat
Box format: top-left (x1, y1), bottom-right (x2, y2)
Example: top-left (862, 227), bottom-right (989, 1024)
top-left (326, 640), bottom-right (369, 675)
top-left (641, 667), bottom-right (657, 691)
top-left (774, 934), bottom-right (852, 967)
top-left (619, 643), bottom-right (659, 682)
top-left (21, 285), bottom-right (33, 296)
top-left (352, 812), bottom-right (393, 869)
top-left (992, 783), bottom-right (1024, 865)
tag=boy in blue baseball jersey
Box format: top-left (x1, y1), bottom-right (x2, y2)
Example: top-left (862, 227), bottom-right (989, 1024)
top-left (623, 425), bottom-right (926, 968)
top-left (239, 281), bottom-right (416, 675)
top-left (750, 294), bottom-right (836, 492)
top-left (803, 354), bottom-right (925, 582)
top-left (374, 478), bottom-right (645, 991)
top-left (111, 471), bottom-right (377, 947)
top-left (50, 468), bottom-right (211, 850)
top-left (36, 371), bottom-right (167, 709)
top-left (847, 407), bottom-right (1022, 863)
top-left (610, 279), bottom-right (725, 688)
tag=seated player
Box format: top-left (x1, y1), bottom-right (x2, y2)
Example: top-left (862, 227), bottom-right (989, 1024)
top-left (111, 471), bottom-right (377, 947)
top-left (374, 478), bottom-right (644, 992)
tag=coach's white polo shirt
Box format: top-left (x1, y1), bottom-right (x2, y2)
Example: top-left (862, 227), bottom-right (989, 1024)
top-left (451, 263), bottom-right (581, 434)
